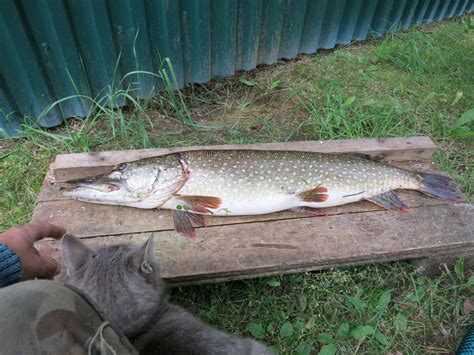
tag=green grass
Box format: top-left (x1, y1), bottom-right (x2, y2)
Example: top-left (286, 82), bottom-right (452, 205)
top-left (1, 18), bottom-right (473, 353)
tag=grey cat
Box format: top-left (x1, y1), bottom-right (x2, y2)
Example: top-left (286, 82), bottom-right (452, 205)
top-left (62, 234), bottom-right (272, 355)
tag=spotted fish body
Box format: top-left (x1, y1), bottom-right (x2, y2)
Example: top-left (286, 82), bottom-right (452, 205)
top-left (62, 149), bottom-right (464, 237)
top-left (161, 150), bottom-right (419, 215)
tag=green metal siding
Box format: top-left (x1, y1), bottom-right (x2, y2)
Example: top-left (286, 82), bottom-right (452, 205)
top-left (1, 0), bottom-right (473, 136)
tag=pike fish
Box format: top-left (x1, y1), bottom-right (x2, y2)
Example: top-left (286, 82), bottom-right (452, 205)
top-left (61, 150), bottom-right (464, 238)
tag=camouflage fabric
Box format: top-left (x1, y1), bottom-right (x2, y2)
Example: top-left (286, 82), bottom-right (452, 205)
top-left (0, 280), bottom-right (137, 355)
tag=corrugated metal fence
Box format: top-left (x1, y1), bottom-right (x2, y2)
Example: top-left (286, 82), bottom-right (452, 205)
top-left (1, 0), bottom-right (473, 137)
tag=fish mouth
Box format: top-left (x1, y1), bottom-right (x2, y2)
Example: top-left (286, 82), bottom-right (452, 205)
top-left (60, 181), bottom-right (121, 193)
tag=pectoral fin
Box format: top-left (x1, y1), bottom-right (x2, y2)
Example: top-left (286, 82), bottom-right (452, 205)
top-left (366, 191), bottom-right (411, 212)
top-left (175, 195), bottom-right (222, 214)
top-left (172, 210), bottom-right (207, 239)
top-left (298, 186), bottom-right (329, 203)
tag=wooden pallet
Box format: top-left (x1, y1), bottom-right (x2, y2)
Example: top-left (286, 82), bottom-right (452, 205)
top-left (32, 137), bottom-right (474, 286)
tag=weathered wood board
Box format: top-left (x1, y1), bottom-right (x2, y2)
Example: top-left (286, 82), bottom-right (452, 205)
top-left (32, 137), bottom-right (473, 286)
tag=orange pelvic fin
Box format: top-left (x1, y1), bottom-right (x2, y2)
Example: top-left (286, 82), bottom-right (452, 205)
top-left (175, 195), bottom-right (222, 214)
top-left (298, 186), bottom-right (329, 203)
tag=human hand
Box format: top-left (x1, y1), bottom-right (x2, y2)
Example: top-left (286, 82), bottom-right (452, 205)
top-left (0, 222), bottom-right (66, 280)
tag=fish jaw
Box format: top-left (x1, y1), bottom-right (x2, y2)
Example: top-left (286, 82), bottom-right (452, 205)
top-left (61, 185), bottom-right (141, 206)
top-left (62, 184), bottom-right (183, 209)
top-left (61, 153), bottom-right (191, 208)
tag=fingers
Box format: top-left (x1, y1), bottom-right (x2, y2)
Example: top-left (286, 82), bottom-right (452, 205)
top-left (22, 222), bottom-right (67, 242)
top-left (37, 256), bottom-right (61, 279)
top-left (21, 254), bottom-right (61, 281)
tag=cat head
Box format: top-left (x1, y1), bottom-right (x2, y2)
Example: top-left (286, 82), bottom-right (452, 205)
top-left (61, 234), bottom-right (162, 336)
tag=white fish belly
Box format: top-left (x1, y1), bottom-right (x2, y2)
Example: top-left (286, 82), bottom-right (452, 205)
top-left (163, 195), bottom-right (299, 216)
top-left (162, 185), bottom-right (387, 216)
top-left (300, 186), bottom-right (382, 208)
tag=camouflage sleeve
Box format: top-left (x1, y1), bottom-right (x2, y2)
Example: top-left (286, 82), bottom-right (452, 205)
top-left (0, 243), bottom-right (22, 288)
top-left (0, 280), bottom-right (138, 354)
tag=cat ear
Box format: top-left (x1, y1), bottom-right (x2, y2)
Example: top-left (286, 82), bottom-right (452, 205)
top-left (133, 234), bottom-right (156, 274)
top-left (61, 234), bottom-right (92, 274)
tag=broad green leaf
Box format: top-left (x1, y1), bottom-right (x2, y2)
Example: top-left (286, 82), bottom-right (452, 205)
top-left (338, 322), bottom-right (350, 337)
top-left (344, 96), bottom-right (356, 107)
top-left (396, 314), bottom-right (408, 332)
top-left (239, 78), bottom-right (257, 86)
top-left (317, 333), bottom-right (334, 345)
top-left (295, 321), bottom-right (305, 332)
top-left (347, 296), bottom-right (366, 311)
top-left (408, 287), bottom-right (425, 303)
top-left (468, 275), bottom-right (474, 286)
top-left (269, 346), bottom-right (279, 354)
top-left (269, 80), bottom-right (284, 90)
top-left (451, 129), bottom-right (474, 137)
top-left (464, 17), bottom-right (474, 32)
top-left (377, 290), bottom-right (392, 311)
top-left (247, 323), bottom-right (265, 339)
top-left (454, 257), bottom-right (465, 279)
top-left (420, 91), bottom-right (436, 105)
top-left (375, 330), bottom-right (390, 346)
top-left (305, 318), bottom-right (316, 330)
top-left (415, 287), bottom-right (425, 302)
top-left (318, 343), bottom-right (336, 355)
top-left (451, 91), bottom-right (463, 106)
top-left (454, 108), bottom-right (474, 128)
top-left (299, 294), bottom-right (307, 311)
top-left (296, 340), bottom-right (313, 355)
top-left (350, 325), bottom-right (375, 340)
top-left (289, 274), bottom-right (304, 283)
top-left (266, 277), bottom-right (280, 287)
top-left (280, 322), bottom-right (294, 338)
top-left (335, 50), bottom-right (351, 59)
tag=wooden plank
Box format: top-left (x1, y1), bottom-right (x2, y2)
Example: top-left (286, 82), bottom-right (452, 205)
top-left (37, 203), bottom-right (474, 286)
top-left (51, 136), bottom-right (436, 181)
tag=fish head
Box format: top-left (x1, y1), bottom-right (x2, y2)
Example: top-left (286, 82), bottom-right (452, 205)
top-left (61, 160), bottom-right (164, 206)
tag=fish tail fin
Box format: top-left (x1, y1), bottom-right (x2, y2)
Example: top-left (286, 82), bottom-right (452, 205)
top-left (418, 173), bottom-right (465, 202)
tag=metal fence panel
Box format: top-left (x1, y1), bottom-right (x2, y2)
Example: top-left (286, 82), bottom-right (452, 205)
top-left (1, 0), bottom-right (472, 136)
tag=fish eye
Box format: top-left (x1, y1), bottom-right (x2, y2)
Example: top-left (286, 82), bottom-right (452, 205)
top-left (117, 163), bottom-right (128, 172)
